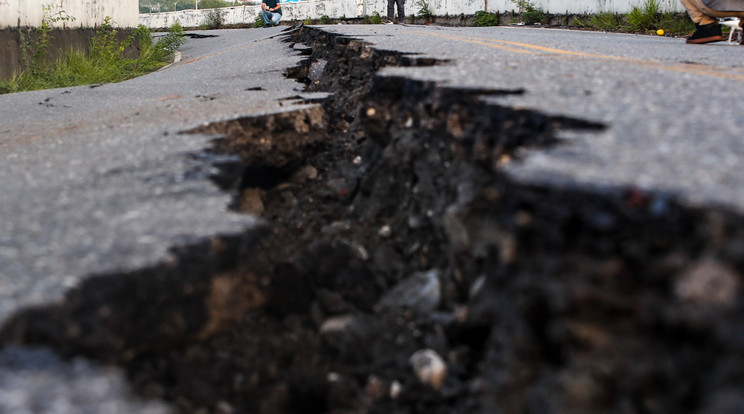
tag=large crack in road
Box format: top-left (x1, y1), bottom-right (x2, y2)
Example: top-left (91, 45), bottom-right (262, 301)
top-left (3, 26), bottom-right (744, 414)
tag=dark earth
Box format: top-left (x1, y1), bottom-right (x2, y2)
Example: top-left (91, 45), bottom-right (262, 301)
top-left (3, 26), bottom-right (744, 414)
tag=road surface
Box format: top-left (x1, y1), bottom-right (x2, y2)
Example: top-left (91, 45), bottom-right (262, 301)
top-left (1, 23), bottom-right (743, 412)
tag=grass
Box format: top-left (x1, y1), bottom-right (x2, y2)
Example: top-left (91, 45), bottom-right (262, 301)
top-left (626, 0), bottom-right (661, 31)
top-left (585, 12), bottom-right (625, 31)
top-left (474, 11), bottom-right (500, 27)
top-left (253, 15), bottom-right (267, 28)
top-left (1, 19), bottom-right (185, 94)
top-left (364, 12), bottom-right (383, 24)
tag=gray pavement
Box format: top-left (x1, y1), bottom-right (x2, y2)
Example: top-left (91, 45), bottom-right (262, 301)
top-left (320, 24), bottom-right (744, 209)
top-left (2, 23), bottom-right (744, 412)
top-left (0, 27), bottom-right (320, 322)
top-left (0, 26), bottom-right (316, 412)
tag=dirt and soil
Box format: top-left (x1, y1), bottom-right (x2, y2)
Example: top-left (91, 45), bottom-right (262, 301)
top-left (3, 26), bottom-right (744, 414)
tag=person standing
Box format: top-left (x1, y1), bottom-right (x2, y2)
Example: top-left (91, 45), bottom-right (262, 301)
top-left (260, 0), bottom-right (282, 26)
top-left (386, 0), bottom-right (405, 24)
top-left (679, 0), bottom-right (744, 43)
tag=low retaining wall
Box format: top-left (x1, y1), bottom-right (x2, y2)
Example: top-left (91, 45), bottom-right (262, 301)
top-left (0, 28), bottom-right (135, 81)
top-left (1, 0), bottom-right (139, 29)
top-left (139, 0), bottom-right (685, 29)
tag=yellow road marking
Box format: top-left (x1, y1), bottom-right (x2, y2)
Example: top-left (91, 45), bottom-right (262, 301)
top-left (411, 30), bottom-right (744, 81)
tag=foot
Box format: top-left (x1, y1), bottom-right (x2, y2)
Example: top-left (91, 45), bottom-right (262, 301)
top-left (686, 23), bottom-right (723, 44)
top-left (384, 19), bottom-right (394, 24)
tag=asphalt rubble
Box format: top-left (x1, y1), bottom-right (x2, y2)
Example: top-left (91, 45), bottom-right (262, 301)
top-left (3, 26), bottom-right (744, 414)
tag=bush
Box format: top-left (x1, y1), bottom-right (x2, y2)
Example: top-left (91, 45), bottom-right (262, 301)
top-left (319, 15), bottom-right (332, 24)
top-left (253, 15), bottom-right (267, 28)
top-left (586, 11), bottom-right (624, 30)
top-left (626, 0), bottom-right (661, 31)
top-left (202, 9), bottom-right (226, 29)
top-left (473, 11), bottom-right (499, 27)
top-left (364, 12), bottom-right (383, 24)
top-left (0, 20), bottom-right (185, 94)
top-left (416, 0), bottom-right (433, 22)
top-left (511, 0), bottom-right (545, 25)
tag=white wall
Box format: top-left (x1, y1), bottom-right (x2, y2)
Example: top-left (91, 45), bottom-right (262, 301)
top-left (139, 0), bottom-right (685, 28)
top-left (1, 0), bottom-right (140, 29)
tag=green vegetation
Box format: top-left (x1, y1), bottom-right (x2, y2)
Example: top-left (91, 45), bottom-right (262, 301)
top-left (253, 15), bottom-right (267, 28)
top-left (572, 0), bottom-right (693, 35)
top-left (625, 0), bottom-right (694, 33)
top-left (473, 11), bottom-right (499, 26)
top-left (626, 0), bottom-right (660, 31)
top-left (319, 15), bottom-right (333, 24)
top-left (364, 12), bottom-right (383, 24)
top-left (416, 0), bottom-right (433, 22)
top-left (1, 18), bottom-right (185, 94)
top-left (585, 11), bottom-right (624, 31)
top-left (201, 8), bottom-right (226, 29)
top-left (512, 0), bottom-right (546, 24)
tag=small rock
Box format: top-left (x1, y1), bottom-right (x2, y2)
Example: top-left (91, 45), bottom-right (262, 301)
top-left (675, 257), bottom-right (739, 306)
top-left (239, 187), bottom-right (264, 216)
top-left (215, 401), bottom-right (235, 414)
top-left (290, 165), bottom-right (318, 183)
top-left (378, 225), bottom-right (392, 238)
top-left (365, 375), bottom-right (387, 401)
top-left (390, 380), bottom-right (403, 399)
top-left (469, 275), bottom-right (486, 299)
top-left (327, 372), bottom-right (341, 382)
top-left (320, 315), bottom-right (356, 334)
top-left (374, 269), bottom-right (441, 315)
top-left (410, 349), bottom-right (447, 390)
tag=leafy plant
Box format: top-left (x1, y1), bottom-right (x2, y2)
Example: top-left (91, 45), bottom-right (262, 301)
top-left (416, 0), bottom-right (433, 22)
top-left (626, 0), bottom-right (660, 31)
top-left (473, 10), bottom-right (499, 26)
top-left (319, 15), bottom-right (332, 24)
top-left (364, 12), bottom-right (383, 24)
top-left (511, 0), bottom-right (546, 24)
top-left (253, 15), bottom-right (267, 28)
top-left (586, 11), bottom-right (624, 30)
top-left (303, 18), bottom-right (313, 25)
top-left (202, 9), bottom-right (226, 29)
top-left (26, 5), bottom-right (76, 76)
top-left (90, 17), bottom-right (125, 66)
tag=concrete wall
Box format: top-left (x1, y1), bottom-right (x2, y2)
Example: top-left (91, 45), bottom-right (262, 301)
top-left (1, 0), bottom-right (140, 29)
top-left (139, 0), bottom-right (685, 28)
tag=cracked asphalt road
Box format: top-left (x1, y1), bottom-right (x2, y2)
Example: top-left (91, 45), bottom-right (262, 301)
top-left (2, 24), bottom-right (744, 412)
top-left (0, 27), bottom-right (323, 322)
top-left (0, 26), bottom-right (318, 412)
top-left (321, 24), bottom-right (744, 208)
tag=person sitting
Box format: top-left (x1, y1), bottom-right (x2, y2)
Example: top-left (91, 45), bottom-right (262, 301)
top-left (260, 0), bottom-right (282, 27)
top-left (680, 0), bottom-right (744, 43)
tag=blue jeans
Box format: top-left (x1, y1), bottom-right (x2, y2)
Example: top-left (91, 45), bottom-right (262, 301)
top-left (387, 0), bottom-right (405, 20)
top-left (260, 10), bottom-right (281, 26)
